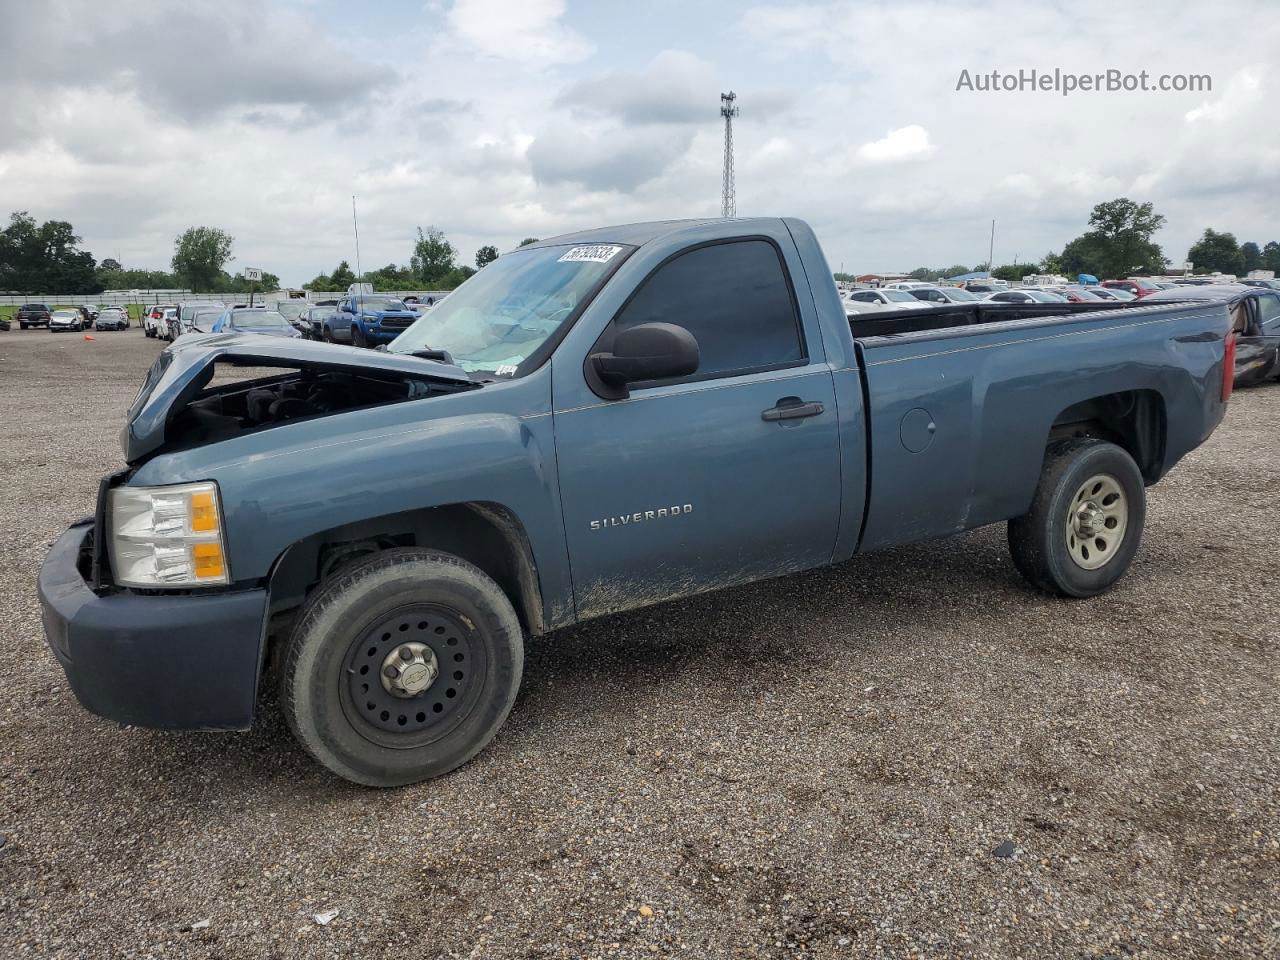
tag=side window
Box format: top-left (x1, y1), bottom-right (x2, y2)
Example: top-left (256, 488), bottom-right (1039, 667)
top-left (610, 239), bottom-right (805, 382)
top-left (851, 292), bottom-right (874, 303)
top-left (1256, 294), bottom-right (1280, 328)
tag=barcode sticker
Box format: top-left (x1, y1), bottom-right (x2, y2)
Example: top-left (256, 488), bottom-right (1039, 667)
top-left (558, 245), bottom-right (622, 263)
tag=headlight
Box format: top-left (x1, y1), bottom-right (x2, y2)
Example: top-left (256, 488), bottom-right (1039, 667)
top-left (108, 481), bottom-right (229, 587)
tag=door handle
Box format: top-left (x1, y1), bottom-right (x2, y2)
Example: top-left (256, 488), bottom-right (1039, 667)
top-left (762, 398), bottom-right (825, 422)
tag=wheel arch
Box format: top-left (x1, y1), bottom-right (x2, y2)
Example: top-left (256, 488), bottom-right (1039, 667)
top-left (1046, 388), bottom-right (1167, 483)
top-left (264, 501), bottom-right (545, 649)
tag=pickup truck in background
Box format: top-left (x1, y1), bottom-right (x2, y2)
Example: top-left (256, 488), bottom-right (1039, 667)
top-left (320, 293), bottom-right (419, 348)
top-left (38, 217), bottom-right (1236, 787)
top-left (16, 303), bottom-right (52, 329)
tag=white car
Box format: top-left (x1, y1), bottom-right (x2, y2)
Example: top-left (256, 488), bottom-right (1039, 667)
top-left (843, 288), bottom-right (931, 313)
top-left (983, 289), bottom-right (1069, 304)
top-left (49, 309), bottom-right (84, 332)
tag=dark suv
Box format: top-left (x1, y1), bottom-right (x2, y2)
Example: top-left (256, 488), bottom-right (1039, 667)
top-left (16, 303), bottom-right (52, 329)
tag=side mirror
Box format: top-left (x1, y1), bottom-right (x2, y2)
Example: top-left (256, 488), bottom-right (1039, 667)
top-left (589, 322), bottom-right (699, 400)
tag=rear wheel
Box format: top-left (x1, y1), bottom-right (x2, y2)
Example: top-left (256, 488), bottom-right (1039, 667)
top-left (1008, 438), bottom-right (1146, 597)
top-left (280, 549), bottom-right (524, 787)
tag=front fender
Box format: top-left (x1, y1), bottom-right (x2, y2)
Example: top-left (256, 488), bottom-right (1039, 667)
top-left (129, 368), bottom-right (574, 625)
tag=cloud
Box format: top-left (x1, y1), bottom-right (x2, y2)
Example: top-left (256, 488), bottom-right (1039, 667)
top-left (444, 0), bottom-right (593, 65)
top-left (527, 118), bottom-right (695, 191)
top-left (858, 125), bottom-right (934, 163)
top-left (1185, 65), bottom-right (1263, 124)
top-left (557, 51), bottom-right (717, 125)
top-left (0, 0), bottom-right (389, 130)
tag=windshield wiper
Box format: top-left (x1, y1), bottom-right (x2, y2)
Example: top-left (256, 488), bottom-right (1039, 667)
top-left (408, 348), bottom-right (455, 364)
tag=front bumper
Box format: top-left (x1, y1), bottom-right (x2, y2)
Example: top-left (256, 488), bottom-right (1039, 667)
top-left (37, 521), bottom-right (268, 730)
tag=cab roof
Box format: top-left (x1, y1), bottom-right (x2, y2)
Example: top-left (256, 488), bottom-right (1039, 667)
top-left (524, 217), bottom-right (778, 250)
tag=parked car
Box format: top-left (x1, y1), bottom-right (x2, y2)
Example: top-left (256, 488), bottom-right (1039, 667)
top-left (94, 308), bottom-right (129, 331)
top-left (961, 281), bottom-right (1007, 294)
top-left (49, 309), bottom-right (84, 332)
top-left (300, 305), bottom-right (334, 339)
top-left (1102, 278), bottom-right (1160, 298)
top-left (882, 281), bottom-right (934, 290)
top-left (37, 216), bottom-right (1236, 787)
top-left (843, 288), bottom-right (930, 313)
top-left (16, 303), bottom-right (52, 329)
top-left (908, 286), bottom-right (981, 304)
top-left (178, 306), bottom-right (226, 337)
top-left (173, 301), bottom-right (225, 338)
top-left (984, 289), bottom-right (1069, 304)
top-left (209, 308), bottom-right (301, 338)
top-left (143, 304), bottom-right (177, 338)
top-left (157, 308), bottom-right (181, 341)
top-left (1081, 286), bottom-right (1132, 302)
top-left (1144, 284), bottom-right (1280, 387)
top-left (1048, 286), bottom-right (1110, 303)
top-left (0, 315), bottom-right (10, 332)
top-left (320, 295), bottom-right (419, 346)
top-left (1240, 278), bottom-right (1280, 292)
top-left (268, 299), bottom-right (312, 336)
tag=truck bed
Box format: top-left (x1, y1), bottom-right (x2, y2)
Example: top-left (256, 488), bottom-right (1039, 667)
top-left (848, 299), bottom-right (1233, 552)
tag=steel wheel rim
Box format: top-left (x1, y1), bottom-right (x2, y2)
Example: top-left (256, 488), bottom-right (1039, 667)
top-left (1065, 472), bottom-right (1127, 570)
top-left (339, 603), bottom-right (486, 750)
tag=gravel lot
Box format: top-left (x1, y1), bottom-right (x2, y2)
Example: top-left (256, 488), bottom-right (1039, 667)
top-left (1, 329), bottom-right (1277, 959)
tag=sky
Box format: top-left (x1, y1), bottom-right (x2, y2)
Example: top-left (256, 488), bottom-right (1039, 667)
top-left (2, 0), bottom-right (1278, 285)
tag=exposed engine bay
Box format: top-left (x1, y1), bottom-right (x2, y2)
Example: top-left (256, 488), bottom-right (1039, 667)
top-left (168, 367), bottom-right (444, 449)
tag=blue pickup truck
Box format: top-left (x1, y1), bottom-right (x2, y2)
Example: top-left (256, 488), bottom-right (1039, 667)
top-left (319, 292), bottom-right (418, 347)
top-left (38, 218), bottom-right (1236, 786)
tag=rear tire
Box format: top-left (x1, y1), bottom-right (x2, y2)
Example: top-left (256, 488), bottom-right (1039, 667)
top-left (280, 548), bottom-right (524, 787)
top-left (1008, 438), bottom-right (1146, 598)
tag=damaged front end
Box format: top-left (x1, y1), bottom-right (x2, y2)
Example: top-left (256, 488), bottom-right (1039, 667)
top-left (124, 333), bottom-right (479, 463)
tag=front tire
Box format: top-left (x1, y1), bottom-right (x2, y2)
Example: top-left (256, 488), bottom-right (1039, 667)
top-left (1008, 438), bottom-right (1146, 598)
top-left (352, 325), bottom-right (367, 348)
top-left (280, 549), bottom-right (524, 787)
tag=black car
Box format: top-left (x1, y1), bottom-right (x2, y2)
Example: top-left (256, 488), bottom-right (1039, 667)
top-left (1144, 284), bottom-right (1280, 388)
top-left (16, 303), bottom-right (51, 329)
top-left (0, 315), bottom-right (10, 332)
top-left (94, 308), bottom-right (129, 331)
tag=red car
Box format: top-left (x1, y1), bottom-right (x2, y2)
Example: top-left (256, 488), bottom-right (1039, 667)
top-left (1102, 278), bottom-right (1160, 298)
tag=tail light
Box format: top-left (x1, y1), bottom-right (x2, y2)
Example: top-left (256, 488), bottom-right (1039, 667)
top-left (1221, 332), bottom-right (1236, 403)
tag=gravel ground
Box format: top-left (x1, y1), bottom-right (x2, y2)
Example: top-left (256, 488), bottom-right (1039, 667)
top-left (1, 330), bottom-right (1277, 959)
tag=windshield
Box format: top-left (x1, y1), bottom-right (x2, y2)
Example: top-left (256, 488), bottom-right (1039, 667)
top-left (230, 311), bottom-right (289, 329)
top-left (942, 288), bottom-right (979, 301)
top-left (882, 290), bottom-right (917, 302)
top-left (272, 301), bottom-right (307, 320)
top-left (352, 297), bottom-right (408, 314)
top-left (53, 310), bottom-right (78, 318)
top-left (389, 243), bottom-right (629, 376)
top-left (1027, 290), bottom-right (1066, 302)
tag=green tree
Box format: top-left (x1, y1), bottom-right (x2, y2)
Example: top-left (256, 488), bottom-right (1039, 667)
top-left (941, 265), bottom-right (970, 279)
top-left (329, 261), bottom-right (357, 289)
top-left (992, 262), bottom-right (1038, 282)
top-left (0, 211), bottom-right (101, 293)
top-left (1263, 241), bottom-right (1280, 274)
top-left (172, 226), bottom-right (234, 292)
top-left (411, 226), bottom-right (456, 285)
top-left (98, 257), bottom-right (122, 273)
top-left (1240, 241), bottom-right (1262, 273)
top-left (517, 237), bottom-right (540, 248)
top-left (908, 267), bottom-right (936, 281)
top-left (302, 272), bottom-right (331, 291)
top-left (1083, 198), bottom-right (1166, 277)
top-left (475, 244), bottom-right (499, 269)
top-left (1040, 251), bottom-right (1065, 275)
top-left (1187, 228), bottom-right (1244, 275)
top-left (436, 265), bottom-right (476, 290)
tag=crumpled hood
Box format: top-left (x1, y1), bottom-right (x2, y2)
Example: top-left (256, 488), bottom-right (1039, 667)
top-left (123, 332), bottom-right (474, 463)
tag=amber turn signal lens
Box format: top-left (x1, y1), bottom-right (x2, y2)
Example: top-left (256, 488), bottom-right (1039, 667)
top-left (190, 491), bottom-right (217, 532)
top-left (192, 542), bottom-right (225, 579)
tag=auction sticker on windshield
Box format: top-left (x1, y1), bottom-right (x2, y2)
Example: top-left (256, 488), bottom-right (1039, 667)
top-left (558, 245), bottom-right (622, 263)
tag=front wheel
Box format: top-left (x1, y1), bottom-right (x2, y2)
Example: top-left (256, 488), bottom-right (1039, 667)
top-left (352, 325), bottom-right (367, 348)
top-left (1008, 438), bottom-right (1146, 598)
top-left (280, 549), bottom-right (524, 787)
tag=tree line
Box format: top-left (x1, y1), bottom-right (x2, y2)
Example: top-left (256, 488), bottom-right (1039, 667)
top-left (888, 198), bottom-right (1280, 283)
top-left (0, 211), bottom-right (540, 295)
